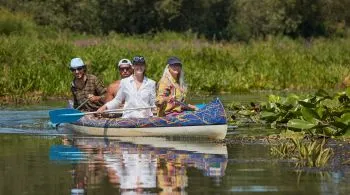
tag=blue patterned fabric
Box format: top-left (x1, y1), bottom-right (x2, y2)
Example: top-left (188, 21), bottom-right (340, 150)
top-left (73, 98), bottom-right (227, 128)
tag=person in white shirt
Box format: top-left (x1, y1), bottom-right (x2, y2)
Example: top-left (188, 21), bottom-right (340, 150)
top-left (97, 56), bottom-right (156, 118)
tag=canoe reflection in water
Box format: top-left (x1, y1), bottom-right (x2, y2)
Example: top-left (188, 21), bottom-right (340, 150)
top-left (57, 137), bottom-right (228, 194)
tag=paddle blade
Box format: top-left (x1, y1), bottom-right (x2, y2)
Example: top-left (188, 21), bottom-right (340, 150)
top-left (49, 108), bottom-right (83, 124)
top-left (195, 103), bottom-right (206, 110)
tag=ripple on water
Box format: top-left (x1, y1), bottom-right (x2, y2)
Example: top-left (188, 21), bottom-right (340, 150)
top-left (0, 110), bottom-right (68, 135)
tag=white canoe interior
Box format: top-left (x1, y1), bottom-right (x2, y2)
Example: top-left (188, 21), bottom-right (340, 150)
top-left (67, 124), bottom-right (228, 140)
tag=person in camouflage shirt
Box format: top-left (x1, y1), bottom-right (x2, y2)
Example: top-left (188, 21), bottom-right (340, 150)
top-left (70, 58), bottom-right (106, 111)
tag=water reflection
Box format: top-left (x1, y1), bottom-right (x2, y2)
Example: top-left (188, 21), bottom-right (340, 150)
top-left (53, 137), bottom-right (228, 194)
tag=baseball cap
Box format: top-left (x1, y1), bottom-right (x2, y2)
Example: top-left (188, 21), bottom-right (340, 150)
top-left (118, 59), bottom-right (132, 67)
top-left (167, 56), bottom-right (182, 65)
top-left (132, 56), bottom-right (146, 65)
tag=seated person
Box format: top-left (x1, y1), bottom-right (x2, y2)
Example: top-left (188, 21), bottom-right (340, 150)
top-left (156, 56), bottom-right (197, 117)
top-left (105, 58), bottom-right (133, 102)
top-left (97, 56), bottom-right (156, 118)
top-left (69, 57), bottom-right (106, 112)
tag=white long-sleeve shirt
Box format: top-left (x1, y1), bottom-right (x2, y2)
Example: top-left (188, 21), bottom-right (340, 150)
top-left (106, 76), bottom-right (156, 118)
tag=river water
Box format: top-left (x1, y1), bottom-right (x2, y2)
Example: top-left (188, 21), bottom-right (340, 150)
top-left (0, 94), bottom-right (349, 194)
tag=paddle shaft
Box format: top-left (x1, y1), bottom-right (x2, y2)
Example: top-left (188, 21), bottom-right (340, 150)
top-left (63, 106), bottom-right (157, 116)
top-left (49, 105), bottom-right (157, 123)
top-left (173, 100), bottom-right (195, 110)
top-left (76, 99), bottom-right (89, 110)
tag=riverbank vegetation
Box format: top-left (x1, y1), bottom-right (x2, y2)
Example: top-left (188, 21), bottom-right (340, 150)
top-left (2, 0), bottom-right (350, 41)
top-left (1, 7), bottom-right (350, 105)
top-left (228, 89), bottom-right (350, 136)
top-left (227, 88), bottom-right (350, 167)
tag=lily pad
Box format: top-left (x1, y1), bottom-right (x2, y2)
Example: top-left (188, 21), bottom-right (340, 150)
top-left (287, 119), bottom-right (316, 130)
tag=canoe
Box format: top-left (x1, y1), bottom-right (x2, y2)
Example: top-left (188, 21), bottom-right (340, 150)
top-left (66, 98), bottom-right (227, 139)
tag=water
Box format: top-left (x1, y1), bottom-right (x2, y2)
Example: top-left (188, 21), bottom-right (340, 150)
top-left (0, 95), bottom-right (350, 194)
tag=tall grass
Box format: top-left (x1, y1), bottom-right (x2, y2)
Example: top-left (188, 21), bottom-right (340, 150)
top-left (270, 137), bottom-right (333, 168)
top-left (1, 10), bottom-right (350, 103)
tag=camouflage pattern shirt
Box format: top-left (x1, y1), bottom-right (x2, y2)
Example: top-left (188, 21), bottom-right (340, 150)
top-left (71, 74), bottom-right (106, 111)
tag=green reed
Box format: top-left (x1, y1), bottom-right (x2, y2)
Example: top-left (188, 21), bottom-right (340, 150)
top-left (2, 11), bottom-right (350, 103)
top-left (270, 137), bottom-right (333, 168)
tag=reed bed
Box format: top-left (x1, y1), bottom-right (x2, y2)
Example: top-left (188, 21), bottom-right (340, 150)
top-left (1, 32), bottom-right (350, 103)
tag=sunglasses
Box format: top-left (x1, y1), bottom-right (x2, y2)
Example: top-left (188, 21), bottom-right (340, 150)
top-left (119, 67), bottom-right (132, 72)
top-left (169, 63), bottom-right (182, 67)
top-left (70, 67), bottom-right (84, 72)
top-left (132, 56), bottom-right (145, 64)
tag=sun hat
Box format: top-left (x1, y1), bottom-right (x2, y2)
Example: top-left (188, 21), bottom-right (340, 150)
top-left (70, 58), bottom-right (85, 68)
top-left (117, 59), bottom-right (132, 67)
top-left (167, 56), bottom-right (182, 65)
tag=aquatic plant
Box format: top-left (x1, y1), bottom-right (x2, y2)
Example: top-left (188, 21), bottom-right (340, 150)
top-left (291, 138), bottom-right (333, 168)
top-left (270, 137), bottom-right (333, 168)
top-left (270, 140), bottom-right (295, 159)
top-left (229, 89), bottom-right (350, 136)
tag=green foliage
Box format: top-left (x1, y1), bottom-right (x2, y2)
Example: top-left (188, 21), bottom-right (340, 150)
top-left (292, 138), bottom-right (333, 167)
top-left (230, 89), bottom-right (350, 136)
top-left (1, 0), bottom-right (350, 40)
top-left (1, 19), bottom-right (350, 105)
top-left (270, 135), bottom-right (333, 168)
top-left (0, 7), bottom-right (36, 36)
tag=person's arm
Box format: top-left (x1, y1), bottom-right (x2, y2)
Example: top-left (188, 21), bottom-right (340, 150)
top-left (97, 84), bottom-right (124, 113)
top-left (150, 82), bottom-right (156, 107)
top-left (89, 77), bottom-right (106, 102)
top-left (95, 77), bottom-right (106, 95)
top-left (105, 81), bottom-right (120, 102)
top-left (73, 97), bottom-right (79, 109)
top-left (156, 79), bottom-right (172, 106)
top-left (105, 81), bottom-right (125, 110)
top-left (71, 85), bottom-right (78, 108)
top-left (156, 79), bottom-right (173, 116)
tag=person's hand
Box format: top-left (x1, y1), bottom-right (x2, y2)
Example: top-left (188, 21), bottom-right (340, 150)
top-left (96, 105), bottom-right (106, 113)
top-left (187, 104), bottom-right (198, 111)
top-left (88, 94), bottom-right (101, 102)
top-left (156, 96), bottom-right (174, 106)
top-left (95, 105), bottom-right (107, 118)
top-left (168, 96), bottom-right (175, 103)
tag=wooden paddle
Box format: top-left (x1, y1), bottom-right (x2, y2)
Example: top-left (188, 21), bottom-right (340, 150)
top-left (49, 106), bottom-right (156, 124)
